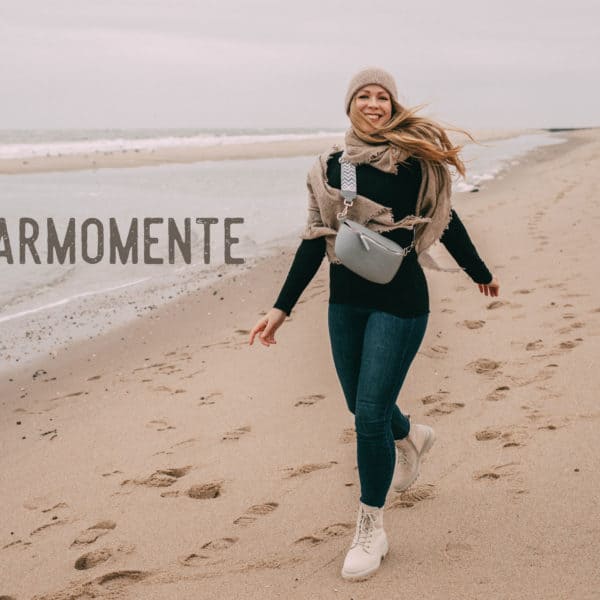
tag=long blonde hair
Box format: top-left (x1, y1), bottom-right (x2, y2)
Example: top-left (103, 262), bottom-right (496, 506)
top-left (349, 96), bottom-right (475, 178)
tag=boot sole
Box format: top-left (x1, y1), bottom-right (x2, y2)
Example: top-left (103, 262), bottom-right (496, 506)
top-left (341, 541), bottom-right (389, 581)
top-left (393, 427), bottom-right (436, 492)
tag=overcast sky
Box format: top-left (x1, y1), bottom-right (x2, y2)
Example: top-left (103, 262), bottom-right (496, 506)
top-left (1, 0), bottom-right (598, 130)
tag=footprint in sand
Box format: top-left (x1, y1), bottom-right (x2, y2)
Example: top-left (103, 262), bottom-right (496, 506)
top-left (146, 419), bottom-right (176, 432)
top-left (234, 502), bottom-right (279, 526)
top-left (133, 361), bottom-right (166, 373)
top-left (473, 463), bottom-right (518, 481)
top-left (201, 537), bottom-right (239, 551)
top-left (486, 300), bottom-right (509, 310)
top-left (49, 390), bottom-right (88, 404)
top-left (294, 522), bottom-right (354, 546)
top-left (122, 465), bottom-right (192, 488)
top-left (177, 553), bottom-right (213, 566)
top-left (389, 483), bottom-right (436, 509)
top-left (222, 425), bottom-right (251, 441)
top-left (30, 519), bottom-right (69, 536)
top-left (71, 520), bottom-right (117, 547)
top-left (523, 407), bottom-right (544, 422)
top-left (339, 428), bottom-right (356, 444)
top-left (198, 391), bottom-right (223, 406)
top-left (485, 385), bottom-right (510, 402)
top-left (184, 481), bottom-right (223, 499)
top-left (425, 402), bottom-right (465, 417)
top-left (525, 339), bottom-right (544, 351)
top-left (180, 367), bottom-right (207, 381)
top-left (96, 570), bottom-right (150, 591)
top-left (294, 393), bottom-right (325, 407)
top-left (42, 570), bottom-right (150, 600)
top-left (153, 385), bottom-right (186, 394)
top-left (507, 366), bottom-right (555, 388)
top-left (557, 339), bottom-right (581, 351)
top-left (475, 427), bottom-right (528, 448)
top-left (101, 470), bottom-right (123, 478)
top-left (466, 358), bottom-right (502, 375)
top-left (557, 321), bottom-right (585, 334)
top-left (41, 501), bottom-right (69, 514)
top-left (544, 282), bottom-right (567, 290)
top-left (536, 420), bottom-right (568, 432)
top-left (459, 320), bottom-right (486, 330)
top-left (74, 543), bottom-right (135, 570)
top-left (420, 344), bottom-right (449, 359)
top-left (501, 427), bottom-right (529, 448)
top-left (474, 429), bottom-right (502, 441)
top-left (283, 462), bottom-right (336, 478)
top-left (514, 289), bottom-right (534, 294)
top-left (419, 391), bottom-right (450, 405)
top-left (179, 537), bottom-right (239, 566)
top-left (163, 365), bottom-right (184, 375)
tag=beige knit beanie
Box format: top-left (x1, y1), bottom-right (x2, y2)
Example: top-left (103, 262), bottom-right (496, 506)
top-left (344, 67), bottom-right (398, 115)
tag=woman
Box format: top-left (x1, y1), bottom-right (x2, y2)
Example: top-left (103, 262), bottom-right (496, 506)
top-left (249, 67), bottom-right (500, 581)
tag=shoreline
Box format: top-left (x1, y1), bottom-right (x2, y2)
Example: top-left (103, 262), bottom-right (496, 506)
top-left (1, 128), bottom-right (537, 175)
top-left (1, 127), bottom-right (599, 598)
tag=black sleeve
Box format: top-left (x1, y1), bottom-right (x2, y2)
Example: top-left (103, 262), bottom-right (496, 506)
top-left (273, 236), bottom-right (326, 316)
top-left (440, 209), bottom-right (493, 285)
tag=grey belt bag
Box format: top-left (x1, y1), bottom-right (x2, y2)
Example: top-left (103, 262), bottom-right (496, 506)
top-left (334, 156), bottom-right (414, 285)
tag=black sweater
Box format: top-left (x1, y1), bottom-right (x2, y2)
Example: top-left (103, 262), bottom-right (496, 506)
top-left (274, 152), bottom-right (492, 318)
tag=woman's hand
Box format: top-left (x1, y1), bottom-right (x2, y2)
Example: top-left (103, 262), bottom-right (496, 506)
top-left (478, 275), bottom-right (500, 297)
top-left (248, 308), bottom-right (288, 347)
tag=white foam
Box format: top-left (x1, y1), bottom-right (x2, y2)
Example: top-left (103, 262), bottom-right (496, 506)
top-left (0, 131), bottom-right (344, 160)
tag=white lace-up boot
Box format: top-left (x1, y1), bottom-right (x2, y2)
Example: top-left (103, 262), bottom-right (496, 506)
top-left (341, 501), bottom-right (389, 580)
top-left (393, 423), bottom-right (436, 492)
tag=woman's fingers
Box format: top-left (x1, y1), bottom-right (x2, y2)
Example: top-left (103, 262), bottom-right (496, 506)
top-left (248, 319), bottom-right (267, 345)
top-left (249, 308), bottom-right (286, 348)
top-left (248, 318), bottom-right (278, 347)
top-left (477, 277), bottom-right (500, 298)
top-left (260, 321), bottom-right (277, 346)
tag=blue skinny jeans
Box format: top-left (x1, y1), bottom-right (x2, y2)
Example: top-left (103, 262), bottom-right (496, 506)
top-left (327, 303), bottom-right (429, 508)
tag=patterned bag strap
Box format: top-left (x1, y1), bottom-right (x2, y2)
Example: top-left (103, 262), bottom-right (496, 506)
top-left (337, 155), bottom-right (356, 220)
top-left (337, 153), bottom-right (416, 254)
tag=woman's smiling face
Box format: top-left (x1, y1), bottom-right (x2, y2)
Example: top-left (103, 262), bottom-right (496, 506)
top-left (354, 84), bottom-right (392, 130)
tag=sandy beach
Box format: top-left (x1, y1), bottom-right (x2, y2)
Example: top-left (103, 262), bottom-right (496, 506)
top-left (1, 128), bottom-right (599, 599)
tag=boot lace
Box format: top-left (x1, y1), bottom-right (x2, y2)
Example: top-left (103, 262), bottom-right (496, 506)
top-left (352, 509), bottom-right (376, 551)
top-left (396, 445), bottom-right (410, 466)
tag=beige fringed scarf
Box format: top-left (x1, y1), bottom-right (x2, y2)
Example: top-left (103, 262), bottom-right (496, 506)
top-left (301, 128), bottom-right (461, 272)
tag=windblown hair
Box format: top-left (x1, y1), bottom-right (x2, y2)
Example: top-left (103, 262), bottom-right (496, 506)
top-left (349, 96), bottom-right (475, 178)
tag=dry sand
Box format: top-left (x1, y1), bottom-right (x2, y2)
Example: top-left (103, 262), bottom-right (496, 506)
top-left (1, 128), bottom-right (599, 599)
